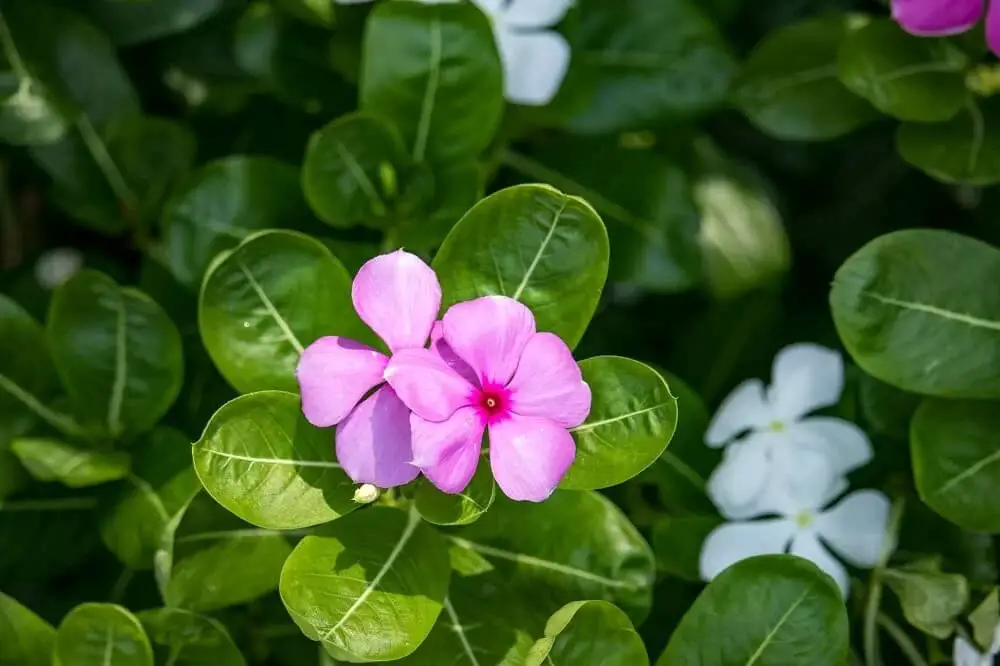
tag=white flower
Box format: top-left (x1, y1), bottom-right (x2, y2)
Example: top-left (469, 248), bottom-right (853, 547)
top-left (34, 248), bottom-right (83, 290)
top-left (705, 343), bottom-right (872, 519)
top-left (699, 473), bottom-right (891, 597)
top-left (955, 626), bottom-right (1000, 666)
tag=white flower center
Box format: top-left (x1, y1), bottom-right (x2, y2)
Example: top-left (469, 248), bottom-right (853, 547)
top-left (769, 420), bottom-right (786, 433)
top-left (794, 511), bottom-right (814, 529)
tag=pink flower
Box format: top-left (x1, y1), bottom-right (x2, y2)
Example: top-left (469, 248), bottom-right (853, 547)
top-left (295, 250), bottom-right (441, 488)
top-left (383, 296), bottom-right (591, 502)
top-left (891, 0), bottom-right (1000, 55)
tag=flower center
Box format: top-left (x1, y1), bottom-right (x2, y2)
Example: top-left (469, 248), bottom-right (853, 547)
top-left (475, 384), bottom-right (510, 424)
top-left (769, 420), bottom-right (786, 433)
top-left (794, 511), bottom-right (814, 529)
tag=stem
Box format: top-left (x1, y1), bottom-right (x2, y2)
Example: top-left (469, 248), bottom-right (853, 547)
top-left (0, 374), bottom-right (88, 438)
top-left (877, 614), bottom-right (929, 666)
top-left (75, 116), bottom-right (138, 211)
top-left (864, 572), bottom-right (884, 666)
top-left (109, 567), bottom-right (134, 603)
top-left (0, 18), bottom-right (30, 81)
top-left (164, 645), bottom-right (181, 666)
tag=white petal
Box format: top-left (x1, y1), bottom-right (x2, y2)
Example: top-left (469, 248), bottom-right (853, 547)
top-left (816, 490), bottom-right (891, 569)
top-left (767, 343), bottom-right (844, 421)
top-left (468, 0), bottom-right (502, 15)
top-left (699, 519), bottom-right (796, 581)
top-left (953, 635), bottom-right (986, 666)
top-left (707, 437), bottom-right (774, 520)
top-left (790, 531), bottom-right (850, 597)
top-left (762, 446), bottom-right (846, 516)
top-left (788, 417), bottom-right (873, 475)
top-left (989, 624), bottom-right (1000, 656)
top-left (705, 379), bottom-right (772, 446)
top-left (504, 0), bottom-right (574, 28)
top-left (496, 30), bottom-right (570, 106)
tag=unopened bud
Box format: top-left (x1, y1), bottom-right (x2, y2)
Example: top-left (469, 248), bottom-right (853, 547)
top-left (353, 484), bottom-right (379, 504)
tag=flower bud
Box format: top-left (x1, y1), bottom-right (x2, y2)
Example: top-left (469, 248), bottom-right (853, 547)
top-left (353, 484), bottom-right (379, 504)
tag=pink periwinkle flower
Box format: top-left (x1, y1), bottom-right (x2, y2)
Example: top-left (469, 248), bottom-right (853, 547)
top-left (295, 250), bottom-right (441, 489)
top-left (383, 295), bottom-right (592, 502)
top-left (892, 0), bottom-right (1000, 55)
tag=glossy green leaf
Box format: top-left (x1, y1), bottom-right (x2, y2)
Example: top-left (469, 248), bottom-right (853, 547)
top-left (433, 184), bottom-right (610, 349)
top-left (658, 555), bottom-right (849, 666)
top-left (837, 19), bottom-right (968, 122)
top-left (193, 391), bottom-right (356, 529)
top-left (652, 515), bottom-right (722, 582)
top-left (137, 608), bottom-right (245, 666)
top-left (733, 16), bottom-right (877, 141)
top-left (457, 491), bottom-right (655, 622)
top-left (164, 492), bottom-right (293, 612)
top-left (360, 0), bottom-right (503, 162)
top-left (830, 229), bottom-right (1000, 398)
top-left (414, 459), bottom-right (495, 526)
top-left (54, 604), bottom-right (153, 666)
top-left (505, 143), bottom-right (702, 293)
top-left (561, 0), bottom-right (736, 133)
top-left (0, 491), bottom-right (100, 580)
top-left (896, 98), bottom-right (1000, 185)
top-left (525, 601), bottom-right (648, 666)
top-left (10, 438), bottom-right (129, 488)
top-left (47, 270), bottom-right (184, 438)
top-left (883, 560), bottom-right (968, 638)
top-left (302, 112), bottom-right (409, 229)
top-left (99, 428), bottom-right (201, 569)
top-left (274, 0), bottom-right (335, 27)
top-left (563, 357), bottom-right (677, 490)
top-left (858, 374), bottom-right (920, 440)
top-left (0, 69), bottom-right (67, 145)
top-left (163, 156), bottom-right (314, 288)
top-left (911, 399), bottom-right (1000, 533)
top-left (970, 588), bottom-right (999, 649)
top-left (85, 0), bottom-right (224, 45)
top-left (393, 160), bottom-right (481, 253)
top-left (199, 230), bottom-right (369, 394)
top-left (0, 591), bottom-right (54, 666)
top-left (279, 507), bottom-right (451, 661)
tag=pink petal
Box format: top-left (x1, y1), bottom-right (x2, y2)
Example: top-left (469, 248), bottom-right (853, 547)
top-left (412, 407), bottom-right (486, 493)
top-left (507, 332), bottom-right (591, 427)
top-left (352, 250), bottom-right (441, 352)
top-left (295, 337), bottom-right (388, 427)
top-left (335, 385), bottom-right (419, 488)
top-left (488, 414), bottom-right (575, 502)
top-left (891, 0), bottom-right (982, 36)
top-left (442, 295), bottom-right (536, 385)
top-left (383, 348), bottom-right (476, 422)
top-left (988, 0), bottom-right (1000, 56)
top-left (429, 321), bottom-right (478, 385)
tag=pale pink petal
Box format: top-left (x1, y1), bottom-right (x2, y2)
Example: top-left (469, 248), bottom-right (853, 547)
top-left (699, 519), bottom-right (795, 581)
top-left (767, 343), bottom-right (844, 421)
top-left (503, 0), bottom-right (574, 28)
top-left (787, 417), bottom-right (873, 475)
top-left (507, 332), bottom-right (590, 427)
top-left (352, 250), bottom-right (441, 352)
top-left (815, 490), bottom-right (891, 569)
top-left (413, 408), bottom-right (486, 494)
top-left (488, 414), bottom-right (574, 502)
top-left (335, 386), bottom-right (419, 488)
top-left (442, 295), bottom-right (536, 386)
top-left (790, 532), bottom-right (850, 597)
top-left (429, 321), bottom-right (478, 385)
top-left (705, 379), bottom-right (772, 446)
top-left (296, 337), bottom-right (388, 427)
top-left (988, 0), bottom-right (1000, 57)
top-left (892, 0), bottom-right (982, 36)
top-left (384, 348), bottom-right (476, 422)
top-left (496, 30), bottom-right (571, 106)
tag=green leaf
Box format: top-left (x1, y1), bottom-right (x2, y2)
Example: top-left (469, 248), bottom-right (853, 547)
top-left (562, 357), bottom-right (677, 490)
top-left (858, 374), bottom-right (921, 440)
top-left (652, 515), bottom-right (722, 582)
top-left (830, 229), bottom-right (1000, 398)
top-left (433, 184), bottom-right (610, 349)
top-left (199, 230), bottom-right (368, 394)
top-left (560, 0), bottom-right (736, 133)
top-left (970, 588), bottom-right (999, 650)
top-left (47, 270), bottom-right (184, 438)
top-left (274, 0), bottom-right (335, 28)
top-left (733, 15), bottom-right (877, 141)
top-left (163, 156), bottom-right (314, 288)
top-left (392, 160), bottom-right (482, 254)
top-left (525, 600), bottom-right (648, 666)
top-left (414, 459), bottom-right (495, 526)
top-left (193, 391), bottom-right (357, 530)
top-left (896, 98), bottom-right (1000, 185)
top-left (911, 398), bottom-right (1000, 533)
top-left (504, 143), bottom-right (702, 293)
top-left (164, 492), bottom-right (293, 613)
top-left (54, 604), bottom-right (153, 666)
top-left (302, 112), bottom-right (410, 229)
top-left (279, 507), bottom-right (451, 661)
top-left (99, 428), bottom-right (201, 569)
top-left (360, 0), bottom-right (503, 163)
top-left (9, 438), bottom-right (129, 488)
top-left (0, 491), bottom-right (100, 580)
top-left (85, 0), bottom-right (225, 45)
top-left (0, 69), bottom-right (67, 146)
top-left (657, 555), bottom-right (849, 666)
top-left (837, 19), bottom-right (968, 123)
top-left (457, 491), bottom-right (655, 622)
top-left (883, 560), bottom-right (968, 638)
top-left (137, 608), bottom-right (245, 666)
top-left (0, 591), bottom-right (55, 666)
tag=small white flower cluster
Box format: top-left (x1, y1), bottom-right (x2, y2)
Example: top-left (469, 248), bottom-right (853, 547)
top-left (698, 343), bottom-right (891, 597)
top-left (34, 248), bottom-right (83, 290)
top-left (956, 626), bottom-right (1000, 666)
